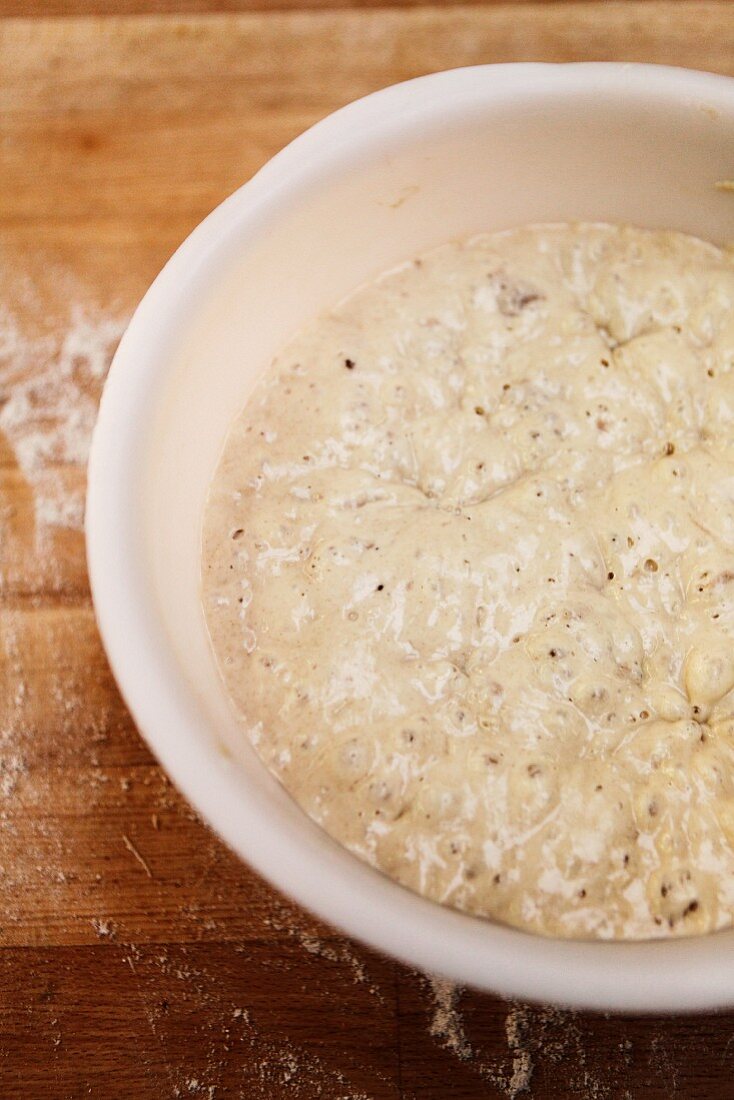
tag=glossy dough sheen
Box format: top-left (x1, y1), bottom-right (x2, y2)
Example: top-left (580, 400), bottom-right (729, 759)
top-left (203, 224), bottom-right (734, 940)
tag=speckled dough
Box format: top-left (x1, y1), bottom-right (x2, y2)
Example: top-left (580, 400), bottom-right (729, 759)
top-left (203, 223), bottom-right (734, 940)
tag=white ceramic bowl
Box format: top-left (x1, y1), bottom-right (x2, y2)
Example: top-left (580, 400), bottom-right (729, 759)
top-left (87, 63), bottom-right (734, 1013)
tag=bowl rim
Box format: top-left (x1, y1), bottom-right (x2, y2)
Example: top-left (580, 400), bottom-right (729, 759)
top-left (87, 61), bottom-right (734, 1013)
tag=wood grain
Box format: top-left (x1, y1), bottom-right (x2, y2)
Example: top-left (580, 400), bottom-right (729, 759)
top-left (0, 0), bottom-right (666, 17)
top-left (2, 944), bottom-right (734, 1097)
top-left (2, 4), bottom-right (734, 1097)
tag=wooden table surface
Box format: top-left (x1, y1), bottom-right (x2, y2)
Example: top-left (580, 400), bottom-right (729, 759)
top-left (3, 3), bottom-right (734, 1097)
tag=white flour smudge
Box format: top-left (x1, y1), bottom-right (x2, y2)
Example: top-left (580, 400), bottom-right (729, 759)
top-left (0, 752), bottom-right (27, 798)
top-left (427, 976), bottom-right (473, 1060)
top-left (0, 303), bottom-right (126, 469)
top-left (0, 294), bottom-right (129, 863)
top-left (424, 978), bottom-right (618, 1098)
top-left (505, 1004), bottom-right (534, 1097)
top-left (0, 300), bottom-right (128, 547)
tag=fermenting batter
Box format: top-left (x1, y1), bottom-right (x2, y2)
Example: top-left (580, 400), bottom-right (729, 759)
top-left (203, 224), bottom-right (734, 939)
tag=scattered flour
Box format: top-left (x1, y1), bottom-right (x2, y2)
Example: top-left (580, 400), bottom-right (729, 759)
top-left (0, 293), bottom-right (129, 883)
top-left (0, 752), bottom-right (27, 798)
top-left (265, 898), bottom-right (382, 1000)
top-left (0, 299), bottom-right (128, 555)
top-left (424, 975), bottom-right (524, 1095)
top-left (91, 917), bottom-right (116, 939)
top-left (32, 470), bottom-right (86, 532)
top-left (427, 976), bottom-right (473, 1060)
top-left (650, 1033), bottom-right (680, 1095)
top-left (423, 978), bottom-right (619, 1099)
top-left (0, 303), bottom-right (127, 474)
top-left (504, 1005), bottom-right (534, 1097)
top-left (184, 1079), bottom-right (216, 1098)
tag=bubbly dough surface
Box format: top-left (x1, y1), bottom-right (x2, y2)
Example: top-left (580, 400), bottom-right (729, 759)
top-left (203, 224), bottom-right (734, 939)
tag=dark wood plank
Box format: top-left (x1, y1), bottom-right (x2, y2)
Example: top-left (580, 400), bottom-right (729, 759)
top-left (3, 944), bottom-right (734, 1099)
top-left (0, 943), bottom-right (400, 1098)
top-left (397, 971), bottom-right (734, 1099)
